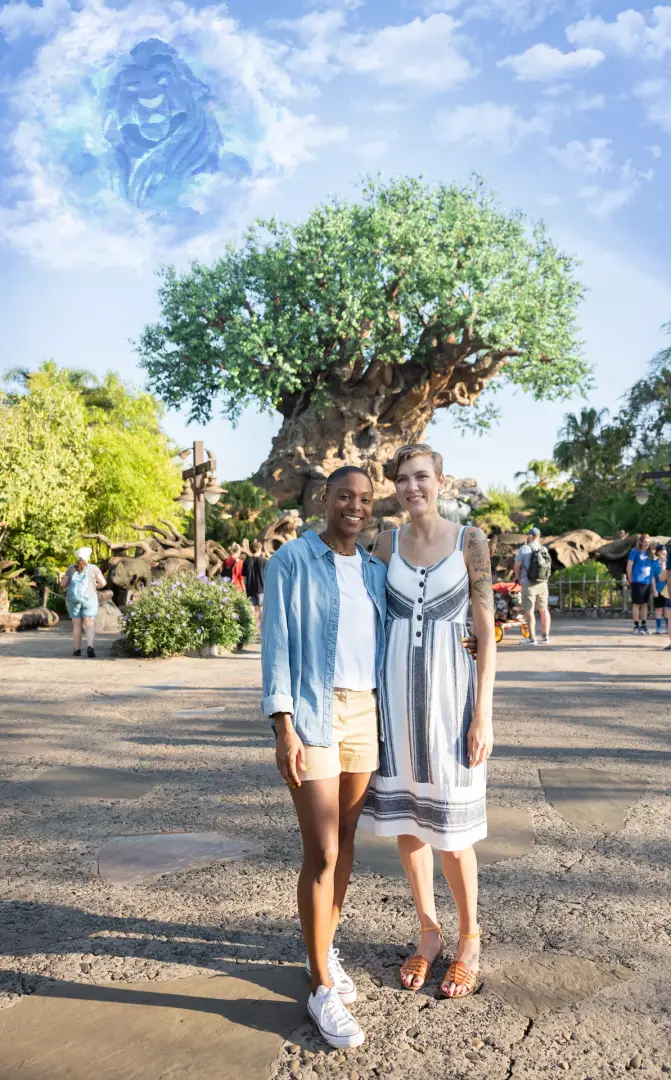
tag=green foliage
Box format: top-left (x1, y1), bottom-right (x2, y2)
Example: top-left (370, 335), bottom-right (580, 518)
top-left (471, 492), bottom-right (516, 534)
top-left (83, 373), bottom-right (184, 541)
top-left (0, 378), bottom-right (92, 564)
top-left (550, 561), bottom-right (621, 609)
top-left (0, 363), bottom-right (183, 570)
top-left (138, 176), bottom-right (588, 424)
top-left (514, 460), bottom-right (574, 532)
top-left (8, 578), bottom-right (40, 612)
top-left (122, 573), bottom-right (255, 658)
top-left (208, 480), bottom-right (278, 546)
top-left (544, 324), bottom-right (671, 538)
top-left (231, 586), bottom-right (257, 648)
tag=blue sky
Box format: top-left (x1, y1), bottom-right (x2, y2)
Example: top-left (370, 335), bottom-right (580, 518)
top-left (1, 0), bottom-right (669, 491)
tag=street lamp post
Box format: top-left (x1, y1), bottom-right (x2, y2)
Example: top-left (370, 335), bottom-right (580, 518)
top-left (175, 442), bottom-right (226, 576)
top-left (635, 452), bottom-right (671, 506)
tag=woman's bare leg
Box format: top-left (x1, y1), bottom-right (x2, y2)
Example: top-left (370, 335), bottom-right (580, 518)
top-left (84, 617), bottom-right (96, 648)
top-left (331, 771), bottom-right (371, 942)
top-left (439, 846), bottom-right (480, 996)
top-left (397, 835), bottom-right (442, 988)
top-left (72, 618), bottom-right (82, 651)
top-left (291, 778), bottom-right (340, 992)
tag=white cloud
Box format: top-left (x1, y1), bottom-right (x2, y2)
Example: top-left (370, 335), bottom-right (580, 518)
top-left (578, 158), bottom-right (653, 219)
top-left (579, 184), bottom-right (637, 218)
top-left (436, 101), bottom-right (547, 151)
top-left (0, 0), bottom-right (347, 268)
top-left (498, 43), bottom-right (604, 81)
top-left (417, 0), bottom-right (560, 30)
top-left (283, 11), bottom-right (474, 94)
top-left (277, 8), bottom-right (347, 79)
top-left (635, 78), bottom-right (671, 132)
top-left (649, 144), bottom-right (662, 158)
top-left (567, 7), bottom-right (671, 60)
top-left (576, 93), bottom-right (607, 111)
top-left (347, 135), bottom-right (397, 161)
top-left (549, 137), bottom-right (613, 174)
top-left (0, 0), bottom-right (70, 41)
top-left (343, 15), bottom-right (473, 91)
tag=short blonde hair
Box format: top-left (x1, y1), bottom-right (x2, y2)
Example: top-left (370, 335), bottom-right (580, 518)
top-left (386, 443), bottom-right (444, 482)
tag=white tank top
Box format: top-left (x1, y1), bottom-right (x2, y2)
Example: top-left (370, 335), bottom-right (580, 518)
top-left (334, 551), bottom-right (377, 691)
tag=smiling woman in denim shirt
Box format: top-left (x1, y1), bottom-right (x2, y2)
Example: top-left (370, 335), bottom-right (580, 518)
top-left (262, 466), bottom-right (387, 1050)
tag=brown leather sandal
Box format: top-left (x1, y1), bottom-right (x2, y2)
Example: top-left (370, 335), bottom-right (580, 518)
top-left (400, 924), bottom-right (444, 992)
top-left (441, 929), bottom-right (481, 999)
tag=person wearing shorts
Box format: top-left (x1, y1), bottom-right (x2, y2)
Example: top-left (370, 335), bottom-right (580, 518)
top-left (262, 466), bottom-right (386, 1050)
top-left (514, 527), bottom-right (551, 645)
top-left (60, 546), bottom-right (106, 658)
top-left (651, 545), bottom-right (668, 635)
top-left (627, 533), bottom-right (652, 634)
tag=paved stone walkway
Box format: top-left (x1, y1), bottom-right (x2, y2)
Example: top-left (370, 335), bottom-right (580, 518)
top-left (0, 621), bottom-right (669, 1079)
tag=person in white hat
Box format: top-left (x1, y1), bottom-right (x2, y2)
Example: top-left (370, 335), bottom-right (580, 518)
top-left (60, 547), bottom-right (106, 657)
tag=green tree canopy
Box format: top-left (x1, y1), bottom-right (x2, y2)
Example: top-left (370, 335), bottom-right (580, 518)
top-left (0, 377), bottom-right (92, 565)
top-left (1, 364), bottom-right (183, 567)
top-left (138, 176), bottom-right (589, 510)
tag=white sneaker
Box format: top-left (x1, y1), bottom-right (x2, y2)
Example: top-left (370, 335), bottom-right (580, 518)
top-left (306, 947), bottom-right (356, 1003)
top-left (540, 636), bottom-right (551, 645)
top-left (307, 985), bottom-right (365, 1049)
top-left (522, 637), bottom-right (538, 646)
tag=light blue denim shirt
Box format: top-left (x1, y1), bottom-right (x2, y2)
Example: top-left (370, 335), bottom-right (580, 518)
top-left (261, 529), bottom-right (388, 747)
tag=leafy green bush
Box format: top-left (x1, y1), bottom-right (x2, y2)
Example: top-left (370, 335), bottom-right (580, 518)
top-left (550, 560), bottom-right (621, 609)
top-left (122, 573), bottom-right (255, 657)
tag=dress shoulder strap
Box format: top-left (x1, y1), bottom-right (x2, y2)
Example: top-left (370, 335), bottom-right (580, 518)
top-left (456, 525), bottom-right (468, 552)
top-left (392, 529), bottom-right (400, 554)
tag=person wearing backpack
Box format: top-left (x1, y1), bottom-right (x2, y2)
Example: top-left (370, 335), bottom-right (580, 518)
top-left (514, 527), bottom-right (552, 645)
top-left (60, 546), bottom-right (106, 658)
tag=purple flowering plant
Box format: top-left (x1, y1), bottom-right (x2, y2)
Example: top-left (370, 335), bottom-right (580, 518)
top-left (122, 572), bottom-right (255, 658)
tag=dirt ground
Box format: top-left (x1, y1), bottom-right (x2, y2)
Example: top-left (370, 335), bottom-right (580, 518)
top-left (0, 619), bottom-right (669, 1080)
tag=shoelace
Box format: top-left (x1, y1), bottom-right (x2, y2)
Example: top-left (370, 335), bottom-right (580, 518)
top-left (322, 987), bottom-right (354, 1034)
top-left (328, 948), bottom-right (347, 984)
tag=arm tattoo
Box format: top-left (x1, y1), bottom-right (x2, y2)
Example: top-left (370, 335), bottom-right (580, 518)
top-left (466, 528), bottom-right (495, 615)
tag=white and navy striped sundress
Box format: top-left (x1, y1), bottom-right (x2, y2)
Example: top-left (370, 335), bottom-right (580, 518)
top-left (361, 526), bottom-right (487, 851)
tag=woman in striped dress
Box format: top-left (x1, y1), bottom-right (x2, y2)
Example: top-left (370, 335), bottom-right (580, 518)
top-left (361, 443), bottom-right (496, 998)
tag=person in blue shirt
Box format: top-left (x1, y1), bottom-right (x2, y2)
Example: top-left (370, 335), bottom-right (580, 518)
top-left (262, 465), bottom-right (387, 1050)
top-left (651, 544), bottom-right (668, 635)
top-left (626, 533), bottom-right (652, 634)
top-left (666, 547), bottom-right (671, 651)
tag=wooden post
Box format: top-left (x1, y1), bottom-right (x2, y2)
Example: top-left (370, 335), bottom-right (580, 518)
top-left (193, 441), bottom-right (206, 577)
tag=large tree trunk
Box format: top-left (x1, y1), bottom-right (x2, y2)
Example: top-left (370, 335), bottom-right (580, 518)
top-left (253, 356), bottom-right (489, 518)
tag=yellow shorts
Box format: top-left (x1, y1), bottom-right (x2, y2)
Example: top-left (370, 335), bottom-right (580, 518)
top-left (299, 688), bottom-right (379, 782)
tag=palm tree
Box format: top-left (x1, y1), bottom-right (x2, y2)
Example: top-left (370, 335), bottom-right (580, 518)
top-left (514, 459), bottom-right (562, 490)
top-left (553, 407), bottom-right (610, 475)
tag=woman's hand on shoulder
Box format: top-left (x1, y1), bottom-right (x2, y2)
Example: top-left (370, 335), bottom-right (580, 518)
top-left (372, 530), bottom-right (393, 566)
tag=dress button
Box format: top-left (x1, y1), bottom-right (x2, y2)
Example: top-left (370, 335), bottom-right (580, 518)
top-left (417, 614), bottom-right (422, 621)
top-left (418, 597), bottom-right (423, 604)
top-left (416, 631), bottom-right (421, 637)
top-left (419, 568), bottom-right (426, 575)
top-left (419, 581), bottom-right (425, 589)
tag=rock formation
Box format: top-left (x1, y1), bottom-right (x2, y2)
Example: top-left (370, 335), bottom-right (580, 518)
top-left (84, 521), bottom-right (229, 607)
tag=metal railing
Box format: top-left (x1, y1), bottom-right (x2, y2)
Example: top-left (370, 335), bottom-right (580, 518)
top-left (552, 572), bottom-right (636, 616)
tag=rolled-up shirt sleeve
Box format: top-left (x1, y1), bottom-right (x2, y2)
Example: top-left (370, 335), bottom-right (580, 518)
top-left (261, 553), bottom-right (294, 717)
